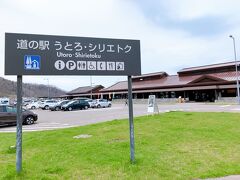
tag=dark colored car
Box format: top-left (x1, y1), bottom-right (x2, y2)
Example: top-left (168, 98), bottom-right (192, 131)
top-left (50, 100), bottom-right (70, 111)
top-left (0, 105), bottom-right (38, 126)
top-left (62, 99), bottom-right (90, 111)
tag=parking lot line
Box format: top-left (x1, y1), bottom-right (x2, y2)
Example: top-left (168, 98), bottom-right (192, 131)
top-left (220, 105), bottom-right (231, 107)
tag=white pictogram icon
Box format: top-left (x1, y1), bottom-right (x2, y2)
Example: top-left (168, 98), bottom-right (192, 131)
top-left (87, 61), bottom-right (96, 70)
top-left (24, 55), bottom-right (41, 70)
top-left (97, 61), bottom-right (106, 70)
top-left (66, 61), bottom-right (76, 70)
top-left (55, 60), bottom-right (65, 70)
top-left (116, 62), bottom-right (124, 71)
top-left (107, 62), bottom-right (115, 71)
top-left (77, 61), bottom-right (87, 70)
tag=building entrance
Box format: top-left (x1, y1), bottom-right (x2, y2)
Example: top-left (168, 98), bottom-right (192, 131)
top-left (188, 90), bottom-right (216, 102)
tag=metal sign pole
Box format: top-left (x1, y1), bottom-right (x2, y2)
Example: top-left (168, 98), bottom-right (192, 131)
top-left (16, 75), bottom-right (23, 173)
top-left (127, 76), bottom-right (135, 163)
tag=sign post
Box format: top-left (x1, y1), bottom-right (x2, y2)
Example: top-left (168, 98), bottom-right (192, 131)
top-left (16, 75), bottom-right (22, 173)
top-left (128, 76), bottom-right (135, 162)
top-left (5, 33), bottom-right (141, 172)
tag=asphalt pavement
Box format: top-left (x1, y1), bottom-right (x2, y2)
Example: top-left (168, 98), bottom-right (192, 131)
top-left (0, 103), bottom-right (240, 132)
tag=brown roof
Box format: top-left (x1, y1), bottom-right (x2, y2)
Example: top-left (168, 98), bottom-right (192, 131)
top-left (132, 71), bottom-right (168, 79)
top-left (102, 81), bottom-right (128, 92)
top-left (178, 61), bottom-right (240, 73)
top-left (101, 71), bottom-right (239, 93)
top-left (67, 85), bottom-right (104, 95)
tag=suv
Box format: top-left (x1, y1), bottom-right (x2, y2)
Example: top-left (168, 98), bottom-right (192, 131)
top-left (92, 99), bottom-right (112, 108)
top-left (39, 100), bottom-right (58, 110)
top-left (0, 105), bottom-right (38, 126)
top-left (62, 99), bottom-right (90, 111)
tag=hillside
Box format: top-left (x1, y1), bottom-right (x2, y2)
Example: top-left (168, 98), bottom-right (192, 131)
top-left (0, 77), bottom-right (66, 98)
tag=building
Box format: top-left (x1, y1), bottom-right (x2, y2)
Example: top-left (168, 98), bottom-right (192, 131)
top-left (100, 61), bottom-right (240, 102)
top-left (64, 85), bottom-right (104, 99)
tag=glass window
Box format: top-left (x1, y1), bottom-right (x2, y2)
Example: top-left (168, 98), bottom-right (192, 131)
top-left (6, 106), bottom-right (17, 113)
top-left (74, 101), bottom-right (79, 104)
top-left (0, 106), bottom-right (6, 112)
top-left (2, 100), bottom-right (9, 104)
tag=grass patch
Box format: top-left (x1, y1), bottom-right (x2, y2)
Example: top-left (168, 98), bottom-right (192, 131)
top-left (0, 112), bottom-right (240, 179)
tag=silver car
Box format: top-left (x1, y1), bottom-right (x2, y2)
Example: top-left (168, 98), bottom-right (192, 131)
top-left (92, 99), bottom-right (112, 108)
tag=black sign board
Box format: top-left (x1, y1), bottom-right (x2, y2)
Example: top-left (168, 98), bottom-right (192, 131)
top-left (5, 33), bottom-right (141, 76)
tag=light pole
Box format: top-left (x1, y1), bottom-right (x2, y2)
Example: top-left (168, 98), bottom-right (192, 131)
top-left (229, 35), bottom-right (240, 104)
top-left (44, 78), bottom-right (50, 99)
top-left (90, 76), bottom-right (93, 99)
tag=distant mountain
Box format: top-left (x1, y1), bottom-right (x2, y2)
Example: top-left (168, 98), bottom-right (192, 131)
top-left (0, 77), bottom-right (66, 98)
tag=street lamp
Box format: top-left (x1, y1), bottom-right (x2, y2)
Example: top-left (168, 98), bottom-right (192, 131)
top-left (229, 35), bottom-right (240, 104)
top-left (90, 76), bottom-right (93, 99)
top-left (44, 78), bottom-right (50, 99)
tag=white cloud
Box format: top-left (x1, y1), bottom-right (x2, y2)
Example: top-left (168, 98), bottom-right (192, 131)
top-left (160, 0), bottom-right (240, 22)
top-left (0, 0), bottom-right (239, 91)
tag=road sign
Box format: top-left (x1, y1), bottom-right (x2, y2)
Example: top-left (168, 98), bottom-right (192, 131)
top-left (5, 33), bottom-right (140, 172)
top-left (5, 33), bottom-right (141, 76)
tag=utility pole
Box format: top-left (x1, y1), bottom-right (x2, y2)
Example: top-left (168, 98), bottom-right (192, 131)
top-left (229, 35), bottom-right (240, 104)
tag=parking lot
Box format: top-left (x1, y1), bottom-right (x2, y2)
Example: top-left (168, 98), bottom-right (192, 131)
top-left (0, 103), bottom-right (240, 132)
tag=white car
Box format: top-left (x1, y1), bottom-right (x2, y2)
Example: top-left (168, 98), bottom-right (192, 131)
top-left (39, 100), bottom-right (59, 110)
top-left (92, 99), bottom-right (112, 108)
top-left (0, 97), bottom-right (10, 106)
top-left (86, 99), bottom-right (95, 108)
top-left (26, 101), bottom-right (40, 109)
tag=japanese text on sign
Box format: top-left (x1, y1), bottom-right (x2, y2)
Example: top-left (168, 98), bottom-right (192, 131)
top-left (17, 39), bottom-right (132, 54)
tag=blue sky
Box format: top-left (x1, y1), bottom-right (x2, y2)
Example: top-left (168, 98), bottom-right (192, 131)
top-left (136, 0), bottom-right (234, 37)
top-left (0, 0), bottom-right (240, 91)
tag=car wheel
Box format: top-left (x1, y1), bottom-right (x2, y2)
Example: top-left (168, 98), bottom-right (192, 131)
top-left (24, 116), bottom-right (34, 125)
top-left (84, 105), bottom-right (88, 110)
top-left (45, 105), bottom-right (49, 110)
top-left (68, 107), bottom-right (72, 111)
top-left (108, 104), bottom-right (112, 107)
top-left (31, 106), bottom-right (36, 110)
top-left (55, 107), bottom-right (60, 111)
top-left (97, 104), bottom-right (101, 108)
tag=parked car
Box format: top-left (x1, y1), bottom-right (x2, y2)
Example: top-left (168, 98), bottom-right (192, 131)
top-left (23, 99), bottom-right (33, 106)
top-left (86, 99), bottom-right (95, 108)
top-left (0, 105), bottom-right (38, 126)
top-left (26, 101), bottom-right (40, 109)
top-left (39, 100), bottom-right (59, 110)
top-left (62, 99), bottom-right (90, 111)
top-left (49, 100), bottom-right (70, 111)
top-left (0, 97), bottom-right (10, 106)
top-left (92, 99), bottom-right (112, 108)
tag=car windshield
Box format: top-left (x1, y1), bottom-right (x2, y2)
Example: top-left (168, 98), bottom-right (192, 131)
top-left (65, 101), bottom-right (75, 106)
top-left (62, 101), bottom-right (69, 104)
